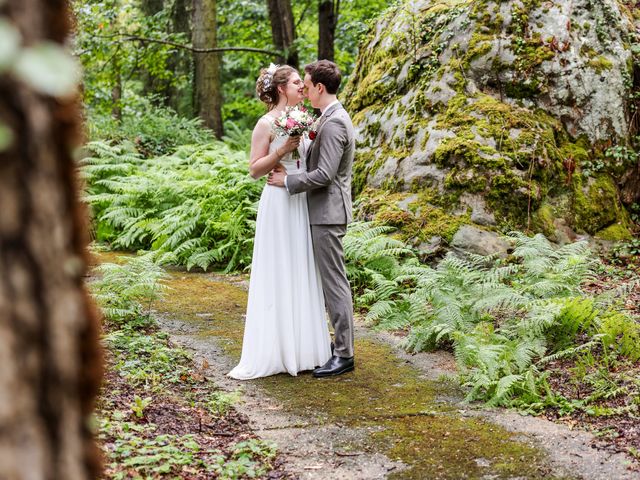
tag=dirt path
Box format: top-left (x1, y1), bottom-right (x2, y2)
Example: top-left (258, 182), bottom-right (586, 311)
top-left (153, 268), bottom-right (638, 479)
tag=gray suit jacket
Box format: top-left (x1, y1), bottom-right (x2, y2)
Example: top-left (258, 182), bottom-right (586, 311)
top-left (286, 102), bottom-right (355, 225)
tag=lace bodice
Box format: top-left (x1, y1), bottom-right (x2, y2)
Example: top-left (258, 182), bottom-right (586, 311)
top-left (263, 114), bottom-right (310, 174)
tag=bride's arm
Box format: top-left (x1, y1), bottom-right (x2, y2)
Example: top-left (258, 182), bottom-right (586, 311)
top-left (249, 118), bottom-right (282, 179)
top-left (249, 119), bottom-right (299, 179)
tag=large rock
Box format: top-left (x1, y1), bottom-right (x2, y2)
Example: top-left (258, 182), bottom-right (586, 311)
top-left (345, 0), bottom-right (636, 242)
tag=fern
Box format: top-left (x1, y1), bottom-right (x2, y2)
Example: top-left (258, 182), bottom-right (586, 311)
top-left (91, 254), bottom-right (168, 328)
top-left (83, 141), bottom-right (262, 271)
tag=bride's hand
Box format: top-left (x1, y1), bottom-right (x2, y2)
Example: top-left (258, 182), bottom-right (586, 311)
top-left (280, 135), bottom-right (301, 154)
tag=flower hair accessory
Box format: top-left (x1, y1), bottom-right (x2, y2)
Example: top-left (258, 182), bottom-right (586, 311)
top-left (262, 63), bottom-right (279, 90)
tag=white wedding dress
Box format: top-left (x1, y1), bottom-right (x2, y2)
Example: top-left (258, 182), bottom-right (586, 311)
top-left (228, 115), bottom-right (332, 380)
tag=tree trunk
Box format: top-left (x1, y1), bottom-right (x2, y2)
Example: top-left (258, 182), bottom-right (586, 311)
top-left (111, 57), bottom-right (122, 120)
top-left (318, 0), bottom-right (338, 62)
top-left (621, 162), bottom-right (640, 205)
top-left (192, 0), bottom-right (224, 138)
top-left (141, 0), bottom-right (171, 104)
top-left (141, 0), bottom-right (164, 14)
top-left (170, 0), bottom-right (193, 115)
top-left (0, 1), bottom-right (102, 479)
top-left (266, 0), bottom-right (298, 68)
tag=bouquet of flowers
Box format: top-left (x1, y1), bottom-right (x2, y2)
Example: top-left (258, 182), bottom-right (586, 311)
top-left (273, 105), bottom-right (317, 163)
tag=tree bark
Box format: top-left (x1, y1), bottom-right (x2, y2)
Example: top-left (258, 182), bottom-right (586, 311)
top-left (318, 0), bottom-right (339, 62)
top-left (621, 162), bottom-right (640, 205)
top-left (111, 56), bottom-right (122, 120)
top-left (192, 0), bottom-right (224, 138)
top-left (141, 0), bottom-right (164, 14)
top-left (266, 0), bottom-right (298, 68)
top-left (0, 2), bottom-right (103, 479)
top-left (170, 0), bottom-right (193, 115)
top-left (140, 0), bottom-right (171, 104)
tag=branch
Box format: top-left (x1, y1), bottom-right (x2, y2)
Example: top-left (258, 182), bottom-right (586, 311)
top-left (90, 33), bottom-right (283, 57)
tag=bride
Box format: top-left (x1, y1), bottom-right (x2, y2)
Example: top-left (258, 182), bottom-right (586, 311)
top-left (227, 64), bottom-right (332, 380)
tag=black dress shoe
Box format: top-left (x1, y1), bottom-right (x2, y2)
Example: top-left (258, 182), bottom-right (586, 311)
top-left (313, 355), bottom-right (354, 378)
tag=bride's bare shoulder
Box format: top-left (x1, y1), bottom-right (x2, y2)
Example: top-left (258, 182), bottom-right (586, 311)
top-left (252, 115), bottom-right (274, 142)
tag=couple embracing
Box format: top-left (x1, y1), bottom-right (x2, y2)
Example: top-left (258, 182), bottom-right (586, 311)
top-left (228, 60), bottom-right (356, 380)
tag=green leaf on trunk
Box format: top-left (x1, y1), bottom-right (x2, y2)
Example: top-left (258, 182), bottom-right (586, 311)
top-left (0, 19), bottom-right (20, 71)
top-left (0, 123), bottom-right (13, 151)
top-left (13, 42), bottom-right (80, 97)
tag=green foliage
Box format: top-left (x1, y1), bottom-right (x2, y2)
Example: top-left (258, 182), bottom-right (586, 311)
top-left (0, 18), bottom-right (79, 98)
top-left (101, 415), bottom-right (275, 479)
top-left (83, 140), bottom-right (262, 272)
top-left (207, 390), bottom-right (243, 417)
top-left (94, 255), bottom-right (279, 478)
top-left (87, 103), bottom-right (216, 157)
top-left (91, 253), bottom-right (167, 328)
top-left (218, 439), bottom-right (277, 479)
top-left (346, 225), bottom-right (638, 409)
top-left (344, 221), bottom-right (414, 293)
top-left (73, 0), bottom-right (191, 116)
top-left (105, 328), bottom-right (193, 389)
top-left (130, 395), bottom-right (153, 418)
top-left (599, 312), bottom-right (640, 361)
top-left (100, 418), bottom-right (208, 478)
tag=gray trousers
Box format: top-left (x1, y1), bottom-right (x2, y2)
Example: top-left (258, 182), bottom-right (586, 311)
top-left (310, 224), bottom-right (354, 358)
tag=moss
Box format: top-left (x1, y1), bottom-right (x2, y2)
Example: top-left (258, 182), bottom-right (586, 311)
top-left (346, 0), bottom-right (625, 240)
top-left (374, 416), bottom-right (553, 479)
top-left (504, 79), bottom-right (541, 99)
top-left (486, 173), bottom-right (533, 228)
top-left (364, 120), bottom-right (381, 139)
top-left (434, 136), bottom-right (502, 169)
top-left (572, 174), bottom-right (625, 234)
top-left (465, 36), bottom-right (494, 66)
top-left (579, 44), bottom-right (598, 59)
top-left (346, 53), bottom-right (403, 112)
top-left (444, 166), bottom-right (489, 192)
top-left (141, 255), bottom-right (559, 479)
top-left (353, 144), bottom-right (409, 196)
top-left (595, 223), bottom-right (633, 241)
top-left (531, 203), bottom-right (556, 238)
top-left (356, 188), bottom-right (469, 243)
top-left (587, 55), bottom-right (613, 73)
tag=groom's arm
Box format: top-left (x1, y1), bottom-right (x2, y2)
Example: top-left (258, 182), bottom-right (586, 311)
top-left (286, 119), bottom-right (347, 195)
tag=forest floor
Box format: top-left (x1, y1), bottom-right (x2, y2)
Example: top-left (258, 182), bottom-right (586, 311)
top-left (94, 251), bottom-right (640, 479)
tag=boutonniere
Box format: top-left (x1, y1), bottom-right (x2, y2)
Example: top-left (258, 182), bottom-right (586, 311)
top-left (308, 117), bottom-right (321, 141)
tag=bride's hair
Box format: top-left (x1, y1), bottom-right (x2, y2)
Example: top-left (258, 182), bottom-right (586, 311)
top-left (256, 65), bottom-right (297, 110)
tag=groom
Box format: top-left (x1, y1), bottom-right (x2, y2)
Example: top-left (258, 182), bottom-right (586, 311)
top-left (268, 60), bottom-right (356, 378)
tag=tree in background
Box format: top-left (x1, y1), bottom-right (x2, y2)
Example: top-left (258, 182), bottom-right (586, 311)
top-left (0, 0), bottom-right (102, 478)
top-left (318, 0), bottom-right (338, 61)
top-left (193, 0), bottom-right (224, 138)
top-left (73, 0), bottom-right (390, 137)
top-left (266, 0), bottom-right (298, 68)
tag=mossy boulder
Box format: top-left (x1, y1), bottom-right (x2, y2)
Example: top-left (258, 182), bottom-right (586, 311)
top-left (343, 0), bottom-right (636, 242)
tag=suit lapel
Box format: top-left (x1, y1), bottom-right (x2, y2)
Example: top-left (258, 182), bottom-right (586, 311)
top-left (305, 102), bottom-right (343, 166)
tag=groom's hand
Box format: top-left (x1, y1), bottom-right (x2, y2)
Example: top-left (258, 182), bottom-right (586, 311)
top-left (268, 164), bottom-right (286, 187)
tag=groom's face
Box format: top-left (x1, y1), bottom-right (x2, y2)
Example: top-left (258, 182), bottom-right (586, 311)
top-left (303, 73), bottom-right (320, 108)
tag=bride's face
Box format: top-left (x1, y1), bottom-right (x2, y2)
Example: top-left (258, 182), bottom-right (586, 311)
top-left (279, 73), bottom-right (304, 105)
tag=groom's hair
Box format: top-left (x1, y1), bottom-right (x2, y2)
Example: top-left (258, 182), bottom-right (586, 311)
top-left (305, 60), bottom-right (341, 94)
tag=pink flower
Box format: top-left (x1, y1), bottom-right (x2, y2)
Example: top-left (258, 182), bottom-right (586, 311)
top-left (286, 118), bottom-right (297, 129)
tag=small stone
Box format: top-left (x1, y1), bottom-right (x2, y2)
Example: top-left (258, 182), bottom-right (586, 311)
top-left (451, 225), bottom-right (512, 257)
top-left (474, 457), bottom-right (491, 467)
top-left (417, 236), bottom-right (443, 255)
